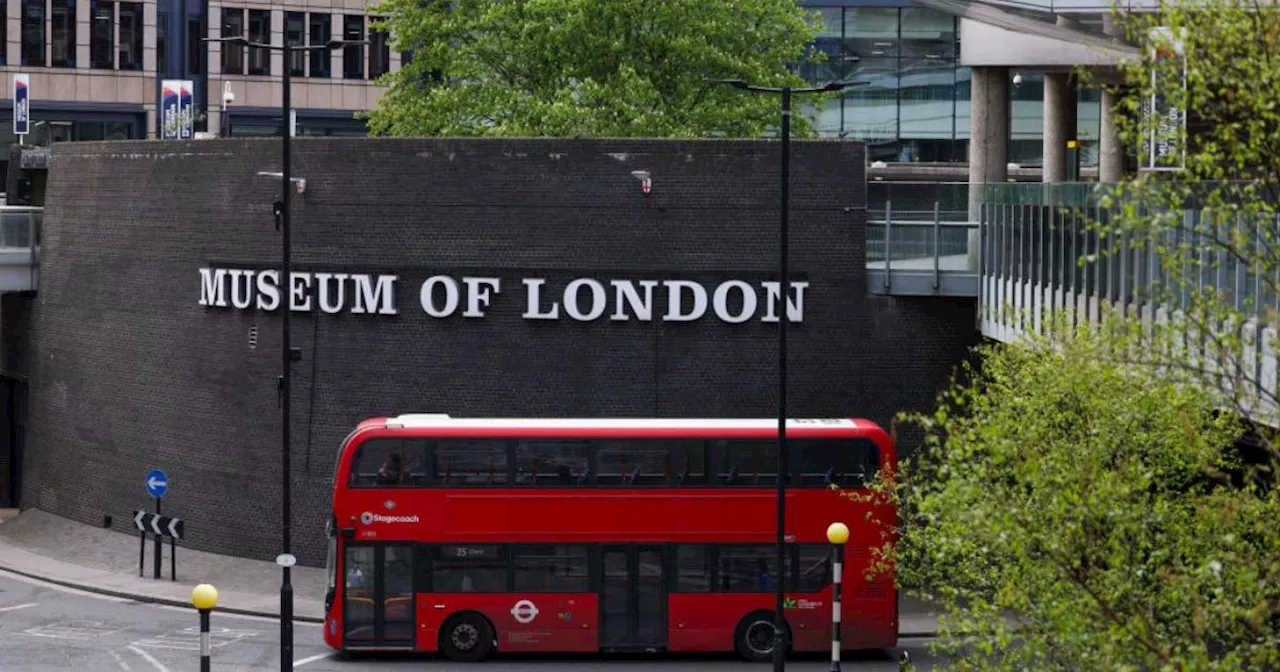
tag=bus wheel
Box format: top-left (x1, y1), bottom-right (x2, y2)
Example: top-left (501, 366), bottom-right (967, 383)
top-left (439, 612), bottom-right (495, 663)
top-left (734, 611), bottom-right (787, 663)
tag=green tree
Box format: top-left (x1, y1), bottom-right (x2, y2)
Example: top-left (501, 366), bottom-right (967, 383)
top-left (363, 0), bottom-right (826, 138)
top-left (1080, 0), bottom-right (1280, 429)
top-left (874, 315), bottom-right (1280, 671)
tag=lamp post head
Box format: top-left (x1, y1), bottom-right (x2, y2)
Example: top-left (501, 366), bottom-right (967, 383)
top-left (826, 521), bottom-right (850, 545)
top-left (191, 583), bottom-right (219, 610)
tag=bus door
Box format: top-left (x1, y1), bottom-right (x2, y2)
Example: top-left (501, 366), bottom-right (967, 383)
top-left (342, 543), bottom-right (416, 649)
top-left (599, 545), bottom-right (667, 650)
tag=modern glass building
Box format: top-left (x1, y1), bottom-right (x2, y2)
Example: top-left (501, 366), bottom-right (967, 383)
top-left (0, 0), bottom-right (1106, 176)
top-left (797, 0), bottom-right (1103, 169)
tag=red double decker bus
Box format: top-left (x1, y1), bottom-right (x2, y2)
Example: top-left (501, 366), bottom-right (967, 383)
top-left (321, 414), bottom-right (898, 662)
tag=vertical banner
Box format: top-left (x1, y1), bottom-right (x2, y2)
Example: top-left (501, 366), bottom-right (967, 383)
top-left (178, 80), bottom-right (194, 139)
top-left (160, 80), bottom-right (180, 139)
top-left (159, 79), bottom-right (194, 139)
top-left (13, 74), bottom-right (30, 138)
top-left (1144, 26), bottom-right (1187, 171)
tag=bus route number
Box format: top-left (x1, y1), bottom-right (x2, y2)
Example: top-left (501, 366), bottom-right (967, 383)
top-left (449, 546), bottom-right (494, 559)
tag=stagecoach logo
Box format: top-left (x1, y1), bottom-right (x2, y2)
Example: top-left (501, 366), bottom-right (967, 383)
top-left (510, 599), bottom-right (539, 624)
top-left (359, 511), bottom-right (421, 525)
top-left (197, 268), bottom-right (809, 324)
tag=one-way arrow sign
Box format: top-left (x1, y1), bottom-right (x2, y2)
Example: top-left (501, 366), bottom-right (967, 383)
top-left (144, 469), bottom-right (168, 499)
top-left (133, 510), bottom-right (185, 540)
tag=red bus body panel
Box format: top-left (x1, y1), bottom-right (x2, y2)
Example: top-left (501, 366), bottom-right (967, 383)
top-left (323, 417), bottom-right (899, 656)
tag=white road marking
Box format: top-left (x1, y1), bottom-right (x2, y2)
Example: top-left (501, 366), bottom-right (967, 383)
top-left (21, 621), bottom-right (127, 640)
top-left (294, 652), bottom-right (333, 667)
top-left (108, 649), bottom-right (133, 671)
top-left (127, 645), bottom-right (172, 672)
top-left (130, 626), bottom-right (259, 651)
top-left (0, 602), bottom-right (36, 612)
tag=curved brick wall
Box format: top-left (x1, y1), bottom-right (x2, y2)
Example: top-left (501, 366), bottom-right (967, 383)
top-left (19, 137), bottom-right (978, 565)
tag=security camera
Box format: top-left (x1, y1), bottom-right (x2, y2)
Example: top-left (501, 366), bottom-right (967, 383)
top-left (1012, 73), bottom-right (1023, 87)
top-left (222, 89), bottom-right (236, 105)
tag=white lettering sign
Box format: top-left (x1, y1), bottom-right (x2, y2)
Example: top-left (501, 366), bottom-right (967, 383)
top-left (197, 268), bottom-right (808, 323)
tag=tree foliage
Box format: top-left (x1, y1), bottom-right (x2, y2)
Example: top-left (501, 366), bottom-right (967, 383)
top-left (1079, 0), bottom-right (1280, 434)
top-left (363, 0), bottom-right (827, 138)
top-left (877, 315), bottom-right (1280, 671)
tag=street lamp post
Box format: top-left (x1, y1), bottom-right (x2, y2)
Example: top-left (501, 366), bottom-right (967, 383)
top-left (706, 77), bottom-right (862, 672)
top-left (205, 34), bottom-right (365, 672)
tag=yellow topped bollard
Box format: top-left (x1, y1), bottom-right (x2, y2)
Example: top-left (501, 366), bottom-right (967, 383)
top-left (191, 584), bottom-right (218, 672)
top-left (826, 522), bottom-right (850, 671)
top-left (192, 584), bottom-right (219, 610)
top-left (826, 522), bottom-right (850, 546)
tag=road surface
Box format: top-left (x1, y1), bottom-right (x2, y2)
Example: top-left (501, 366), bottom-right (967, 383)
top-left (0, 569), bottom-right (938, 671)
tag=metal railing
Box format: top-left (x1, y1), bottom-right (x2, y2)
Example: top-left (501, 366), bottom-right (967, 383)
top-left (866, 200), bottom-right (980, 296)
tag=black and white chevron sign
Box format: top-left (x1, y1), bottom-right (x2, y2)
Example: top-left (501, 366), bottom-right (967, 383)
top-left (133, 510), bottom-right (185, 539)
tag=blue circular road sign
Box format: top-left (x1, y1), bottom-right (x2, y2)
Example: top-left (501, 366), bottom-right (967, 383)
top-left (145, 469), bottom-right (169, 499)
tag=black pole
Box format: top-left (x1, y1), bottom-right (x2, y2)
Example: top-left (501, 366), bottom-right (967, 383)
top-left (138, 529), bottom-right (145, 577)
top-left (773, 85), bottom-right (791, 672)
top-left (199, 608), bottom-right (211, 672)
top-left (170, 534), bottom-right (176, 581)
top-left (830, 542), bottom-right (844, 671)
top-left (153, 499), bottom-right (162, 580)
top-left (280, 40), bottom-right (295, 672)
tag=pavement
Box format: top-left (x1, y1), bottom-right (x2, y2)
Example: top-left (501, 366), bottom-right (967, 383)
top-left (0, 507), bottom-right (942, 639)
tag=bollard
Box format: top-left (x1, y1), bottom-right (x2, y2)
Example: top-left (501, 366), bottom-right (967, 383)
top-left (191, 584), bottom-right (219, 672)
top-left (826, 522), bottom-right (850, 672)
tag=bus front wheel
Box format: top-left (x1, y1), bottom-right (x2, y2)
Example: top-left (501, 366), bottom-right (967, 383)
top-left (734, 611), bottom-right (789, 663)
top-left (438, 612), bottom-right (495, 663)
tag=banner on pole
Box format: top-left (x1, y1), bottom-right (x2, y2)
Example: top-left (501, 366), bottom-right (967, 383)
top-left (13, 74), bottom-right (30, 137)
top-left (1143, 26), bottom-right (1187, 172)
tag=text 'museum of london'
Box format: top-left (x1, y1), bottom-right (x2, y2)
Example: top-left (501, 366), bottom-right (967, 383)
top-left (197, 267), bottom-right (810, 324)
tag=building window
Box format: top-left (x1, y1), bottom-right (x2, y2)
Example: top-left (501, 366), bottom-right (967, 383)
top-left (21, 0), bottom-right (45, 67)
top-left (187, 15), bottom-right (204, 75)
top-left (369, 18), bottom-right (390, 78)
top-left (118, 2), bottom-right (144, 70)
top-left (308, 13), bottom-right (331, 78)
top-left (221, 9), bottom-right (244, 75)
top-left (286, 12), bottom-right (305, 76)
top-left (51, 0), bottom-right (76, 67)
top-left (156, 10), bottom-right (168, 75)
top-left (343, 15), bottom-right (364, 79)
top-left (248, 9), bottom-right (271, 75)
top-left (91, 1), bottom-right (115, 70)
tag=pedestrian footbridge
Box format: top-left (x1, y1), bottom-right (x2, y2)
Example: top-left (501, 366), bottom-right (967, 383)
top-left (870, 181), bottom-right (1280, 426)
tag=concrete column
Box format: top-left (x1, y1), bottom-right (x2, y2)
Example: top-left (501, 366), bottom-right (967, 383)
top-left (967, 66), bottom-right (1010, 270)
top-left (1043, 72), bottom-right (1078, 182)
top-left (1099, 87), bottom-right (1123, 182)
top-left (1099, 13), bottom-right (1125, 183)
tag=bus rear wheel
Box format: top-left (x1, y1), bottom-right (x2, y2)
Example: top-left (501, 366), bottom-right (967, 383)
top-left (438, 612), bottom-right (495, 663)
top-left (735, 611), bottom-right (788, 663)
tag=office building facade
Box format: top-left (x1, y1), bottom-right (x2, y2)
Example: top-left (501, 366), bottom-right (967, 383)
top-left (0, 0), bottom-right (1105, 171)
